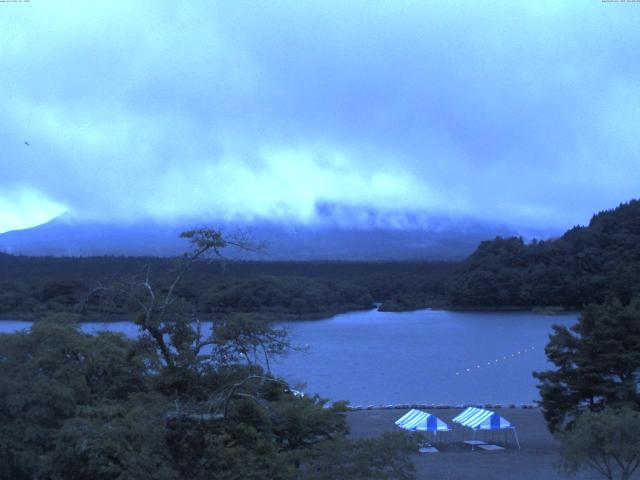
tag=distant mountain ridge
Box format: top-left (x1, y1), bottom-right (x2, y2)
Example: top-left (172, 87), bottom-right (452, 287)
top-left (0, 211), bottom-right (552, 260)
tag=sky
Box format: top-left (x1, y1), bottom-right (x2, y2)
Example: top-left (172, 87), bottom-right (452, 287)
top-left (1, 1), bottom-right (639, 233)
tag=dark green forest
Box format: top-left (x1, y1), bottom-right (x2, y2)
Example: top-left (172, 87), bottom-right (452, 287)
top-left (0, 255), bottom-right (455, 320)
top-left (449, 199), bottom-right (640, 309)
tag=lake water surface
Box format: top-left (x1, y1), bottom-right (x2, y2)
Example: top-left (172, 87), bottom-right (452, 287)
top-left (0, 309), bottom-right (577, 405)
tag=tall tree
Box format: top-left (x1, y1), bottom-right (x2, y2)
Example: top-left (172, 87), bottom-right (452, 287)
top-left (534, 300), bottom-right (640, 432)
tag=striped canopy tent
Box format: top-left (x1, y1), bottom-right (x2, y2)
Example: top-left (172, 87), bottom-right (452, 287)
top-left (452, 407), bottom-right (520, 448)
top-left (395, 409), bottom-right (450, 434)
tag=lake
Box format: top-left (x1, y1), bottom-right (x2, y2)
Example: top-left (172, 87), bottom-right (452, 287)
top-left (0, 309), bottom-right (577, 405)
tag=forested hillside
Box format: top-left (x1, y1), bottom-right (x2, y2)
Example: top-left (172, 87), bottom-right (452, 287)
top-left (449, 200), bottom-right (640, 308)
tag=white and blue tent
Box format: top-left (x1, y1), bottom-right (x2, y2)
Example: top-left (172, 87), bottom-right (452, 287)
top-left (452, 407), bottom-right (520, 448)
top-left (395, 409), bottom-right (451, 434)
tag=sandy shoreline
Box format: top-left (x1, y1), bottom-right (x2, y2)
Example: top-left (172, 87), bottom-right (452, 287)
top-left (347, 408), bottom-right (603, 480)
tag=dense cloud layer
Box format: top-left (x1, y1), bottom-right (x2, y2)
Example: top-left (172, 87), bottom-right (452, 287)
top-left (1, 1), bottom-right (639, 233)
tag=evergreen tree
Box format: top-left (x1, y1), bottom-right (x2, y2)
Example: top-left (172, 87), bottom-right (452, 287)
top-left (534, 301), bottom-right (640, 432)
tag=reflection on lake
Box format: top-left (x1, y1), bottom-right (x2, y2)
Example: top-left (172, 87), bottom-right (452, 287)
top-left (0, 309), bottom-right (577, 405)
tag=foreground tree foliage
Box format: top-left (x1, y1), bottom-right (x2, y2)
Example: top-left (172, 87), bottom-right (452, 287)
top-left (558, 407), bottom-right (640, 480)
top-left (534, 301), bottom-right (640, 432)
top-left (0, 319), bottom-right (164, 480)
top-left (0, 230), bottom-right (416, 480)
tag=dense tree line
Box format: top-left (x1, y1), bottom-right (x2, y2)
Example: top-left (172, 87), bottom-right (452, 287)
top-left (0, 255), bottom-right (455, 320)
top-left (449, 200), bottom-right (640, 308)
top-left (202, 276), bottom-right (374, 319)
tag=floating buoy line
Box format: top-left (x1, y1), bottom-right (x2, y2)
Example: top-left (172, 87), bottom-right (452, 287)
top-left (454, 345), bottom-right (537, 376)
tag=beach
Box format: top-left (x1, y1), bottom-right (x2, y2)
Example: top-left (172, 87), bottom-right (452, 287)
top-left (347, 408), bottom-right (603, 480)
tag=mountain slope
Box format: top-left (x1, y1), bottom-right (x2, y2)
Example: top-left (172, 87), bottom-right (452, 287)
top-left (0, 213), bottom-right (530, 260)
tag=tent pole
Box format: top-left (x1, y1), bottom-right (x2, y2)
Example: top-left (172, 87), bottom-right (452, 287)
top-left (512, 428), bottom-right (521, 449)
